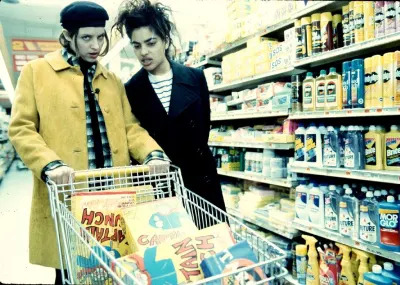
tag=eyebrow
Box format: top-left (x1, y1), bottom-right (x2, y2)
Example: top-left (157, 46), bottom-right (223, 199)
top-left (131, 37), bottom-right (157, 44)
top-left (81, 33), bottom-right (106, 37)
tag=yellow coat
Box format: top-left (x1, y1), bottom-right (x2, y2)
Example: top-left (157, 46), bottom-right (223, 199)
top-left (8, 50), bottom-right (162, 268)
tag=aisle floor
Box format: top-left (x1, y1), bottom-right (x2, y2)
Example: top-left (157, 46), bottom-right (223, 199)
top-left (0, 163), bottom-right (54, 284)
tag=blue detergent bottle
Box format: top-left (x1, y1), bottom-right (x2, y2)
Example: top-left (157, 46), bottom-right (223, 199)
top-left (382, 262), bottom-right (400, 285)
top-left (378, 196), bottom-right (400, 252)
top-left (364, 265), bottom-right (393, 285)
top-left (339, 125), bottom-right (348, 168)
top-left (323, 126), bottom-right (341, 168)
top-left (359, 191), bottom-right (379, 245)
top-left (344, 126), bottom-right (362, 169)
top-left (356, 126), bottom-right (366, 169)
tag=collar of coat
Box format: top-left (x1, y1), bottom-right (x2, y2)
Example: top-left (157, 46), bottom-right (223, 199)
top-left (44, 49), bottom-right (108, 79)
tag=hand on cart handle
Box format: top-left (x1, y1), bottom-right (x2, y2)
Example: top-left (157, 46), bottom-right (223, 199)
top-left (45, 165), bottom-right (75, 185)
top-left (146, 159), bottom-right (170, 173)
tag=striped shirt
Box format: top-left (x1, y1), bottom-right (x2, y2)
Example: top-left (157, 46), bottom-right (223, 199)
top-left (148, 70), bottom-right (173, 113)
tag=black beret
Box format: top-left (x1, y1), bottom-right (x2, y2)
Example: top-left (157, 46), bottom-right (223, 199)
top-left (60, 1), bottom-right (109, 30)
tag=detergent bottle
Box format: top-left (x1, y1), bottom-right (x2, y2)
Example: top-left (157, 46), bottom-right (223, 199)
top-left (353, 249), bottom-right (370, 285)
top-left (318, 124), bottom-right (328, 167)
top-left (325, 185), bottom-right (340, 232)
top-left (339, 126), bottom-right (348, 167)
top-left (359, 191), bottom-right (379, 245)
top-left (306, 123), bottom-right (322, 166)
top-left (316, 70), bottom-right (327, 111)
top-left (378, 195), bottom-right (400, 251)
top-left (323, 126), bottom-right (341, 168)
top-left (345, 126), bottom-right (362, 169)
top-left (384, 125), bottom-right (400, 170)
top-left (295, 124), bottom-right (307, 165)
top-left (365, 125), bottom-right (384, 170)
top-left (351, 249), bottom-right (360, 282)
top-left (296, 181), bottom-right (309, 222)
top-left (297, 244), bottom-right (308, 285)
top-left (364, 265), bottom-right (393, 285)
top-left (382, 262), bottom-right (400, 285)
top-left (325, 67), bottom-right (342, 110)
top-left (356, 126), bottom-right (366, 169)
top-left (308, 183), bottom-right (324, 228)
top-left (303, 72), bottom-right (316, 111)
top-left (340, 188), bottom-right (359, 238)
top-left (366, 252), bottom-right (377, 271)
top-left (303, 235), bottom-right (319, 285)
top-left (336, 243), bottom-right (356, 285)
top-left (374, 190), bottom-right (383, 202)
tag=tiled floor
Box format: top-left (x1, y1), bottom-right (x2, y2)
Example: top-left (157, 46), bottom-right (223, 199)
top-left (0, 163), bottom-right (54, 284)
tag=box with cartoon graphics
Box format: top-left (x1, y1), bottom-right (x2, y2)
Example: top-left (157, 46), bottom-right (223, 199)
top-left (121, 197), bottom-right (198, 254)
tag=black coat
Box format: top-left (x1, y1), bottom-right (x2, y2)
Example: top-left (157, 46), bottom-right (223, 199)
top-left (125, 61), bottom-right (226, 212)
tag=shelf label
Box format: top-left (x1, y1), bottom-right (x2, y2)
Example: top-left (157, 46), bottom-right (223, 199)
top-left (377, 109), bottom-right (383, 113)
top-left (345, 171), bottom-right (351, 176)
top-left (347, 110), bottom-right (352, 114)
top-left (364, 109), bottom-right (370, 113)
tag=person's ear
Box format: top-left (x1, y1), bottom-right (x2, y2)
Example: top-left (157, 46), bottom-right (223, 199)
top-left (62, 29), bottom-right (73, 42)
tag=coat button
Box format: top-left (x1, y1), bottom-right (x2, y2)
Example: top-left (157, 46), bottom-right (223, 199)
top-left (189, 119), bottom-right (196, 128)
top-left (196, 147), bottom-right (204, 156)
top-left (73, 148), bottom-right (82, 153)
top-left (203, 175), bottom-right (212, 184)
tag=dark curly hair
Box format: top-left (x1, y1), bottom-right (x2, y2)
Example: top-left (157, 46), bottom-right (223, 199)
top-left (112, 0), bottom-right (177, 59)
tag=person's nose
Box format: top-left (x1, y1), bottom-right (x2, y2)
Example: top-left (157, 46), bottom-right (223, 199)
top-left (91, 39), bottom-right (100, 51)
top-left (140, 46), bottom-right (149, 56)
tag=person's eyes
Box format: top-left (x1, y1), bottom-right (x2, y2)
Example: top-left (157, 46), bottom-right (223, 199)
top-left (148, 41), bottom-right (156, 46)
top-left (98, 35), bottom-right (105, 40)
top-left (82, 36), bottom-right (91, 41)
top-left (133, 44), bottom-right (140, 49)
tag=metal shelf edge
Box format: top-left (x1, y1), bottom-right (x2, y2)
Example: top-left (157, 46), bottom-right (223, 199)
top-left (289, 107), bottom-right (400, 119)
top-left (217, 169), bottom-right (292, 187)
top-left (208, 141), bottom-right (294, 150)
top-left (211, 110), bottom-right (289, 121)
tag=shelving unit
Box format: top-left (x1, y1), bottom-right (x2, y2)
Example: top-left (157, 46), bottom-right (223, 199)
top-left (228, 208), bottom-right (300, 240)
top-left (290, 164), bottom-right (400, 185)
top-left (209, 141), bottom-right (294, 150)
top-left (217, 169), bottom-right (292, 188)
top-left (191, 58), bottom-right (221, 69)
top-left (294, 220), bottom-right (400, 262)
top-left (289, 107), bottom-right (400, 119)
top-left (211, 110), bottom-right (289, 121)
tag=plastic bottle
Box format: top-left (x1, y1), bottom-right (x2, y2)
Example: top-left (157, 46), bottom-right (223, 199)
top-left (342, 61), bottom-right (352, 109)
top-left (302, 235), bottom-right (319, 285)
top-left (321, 12), bottom-right (333, 51)
top-left (383, 52), bottom-right (395, 107)
top-left (325, 67), bottom-right (342, 110)
top-left (351, 59), bottom-right (365, 108)
top-left (318, 123), bottom-right (328, 166)
top-left (395, 51), bottom-right (400, 106)
top-left (375, 190), bottom-right (383, 202)
top-left (364, 265), bottom-right (393, 285)
top-left (311, 13), bottom-right (322, 55)
top-left (365, 57), bottom-right (372, 109)
top-left (381, 190), bottom-right (389, 202)
top-left (308, 183), bottom-right (324, 228)
top-left (295, 19), bottom-right (304, 60)
top-left (303, 72), bottom-right (315, 111)
top-left (378, 195), bottom-right (400, 251)
top-left (339, 125), bottom-right (348, 167)
top-left (316, 70), bottom-right (327, 111)
top-left (305, 123), bottom-right (322, 166)
top-left (356, 126), bottom-right (366, 169)
top-left (382, 262), bottom-right (400, 284)
top-left (364, 1), bottom-right (375, 41)
top-left (301, 17), bottom-right (312, 57)
top-left (371, 55), bottom-right (384, 108)
top-left (343, 5), bottom-right (350, 46)
top-left (349, 1), bottom-right (356, 45)
top-left (333, 14), bottom-right (343, 49)
top-left (367, 253), bottom-right (378, 272)
top-left (353, 249), bottom-right (371, 285)
top-left (397, 1), bottom-right (400, 33)
top-left (384, 125), bottom-right (400, 170)
top-left (351, 249), bottom-right (360, 282)
top-left (359, 191), bottom-right (379, 245)
top-left (323, 126), bottom-right (340, 168)
top-left (359, 186), bottom-right (368, 200)
top-left (340, 188), bottom-right (359, 238)
top-left (365, 125), bottom-right (384, 170)
top-left (295, 124), bottom-right (307, 164)
top-left (375, 1), bottom-right (386, 38)
top-left (385, 1), bottom-right (396, 35)
top-left (292, 74), bottom-right (303, 112)
top-left (296, 181), bottom-right (309, 222)
top-left (336, 243), bottom-right (356, 285)
top-left (345, 126), bottom-right (362, 169)
top-left (354, 1), bottom-right (365, 43)
top-left (325, 185), bottom-right (339, 232)
top-left (296, 244), bottom-right (308, 285)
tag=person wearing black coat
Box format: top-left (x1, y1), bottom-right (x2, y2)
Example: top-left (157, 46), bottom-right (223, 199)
top-left (113, 0), bottom-right (226, 214)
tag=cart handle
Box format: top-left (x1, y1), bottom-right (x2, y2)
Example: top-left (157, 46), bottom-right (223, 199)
top-left (73, 165), bottom-right (150, 181)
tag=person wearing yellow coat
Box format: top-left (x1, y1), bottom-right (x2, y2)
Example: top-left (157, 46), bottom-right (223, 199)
top-left (8, 2), bottom-right (169, 283)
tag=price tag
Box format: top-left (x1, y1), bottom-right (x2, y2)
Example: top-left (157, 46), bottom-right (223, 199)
top-left (377, 108), bottom-right (383, 113)
top-left (364, 109), bottom-right (370, 113)
top-left (347, 110), bottom-right (352, 114)
top-left (306, 168), bottom-right (311, 172)
top-left (345, 171), bottom-right (351, 176)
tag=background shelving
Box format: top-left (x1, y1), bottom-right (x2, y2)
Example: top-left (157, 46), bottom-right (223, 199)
top-left (217, 169), bottom-right (293, 188)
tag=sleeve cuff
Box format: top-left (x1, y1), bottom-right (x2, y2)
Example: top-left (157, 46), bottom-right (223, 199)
top-left (143, 150), bottom-right (170, 165)
top-left (41, 160), bottom-right (66, 182)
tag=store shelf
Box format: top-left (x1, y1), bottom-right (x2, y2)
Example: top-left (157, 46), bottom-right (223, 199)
top-left (228, 208), bottom-right (300, 240)
top-left (208, 36), bottom-right (251, 61)
top-left (209, 141), bottom-right (294, 150)
top-left (290, 164), bottom-right (400, 185)
top-left (217, 169), bottom-right (292, 188)
top-left (211, 110), bottom-right (289, 121)
top-left (209, 67), bottom-right (303, 93)
top-left (191, 58), bottom-right (221, 68)
top-left (294, 220), bottom-right (400, 262)
top-left (291, 1), bottom-right (346, 19)
top-left (289, 107), bottom-right (400, 119)
top-left (294, 32), bottom-right (400, 68)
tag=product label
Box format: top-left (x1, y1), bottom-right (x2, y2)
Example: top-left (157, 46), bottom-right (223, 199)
top-left (360, 204), bottom-right (377, 243)
top-left (326, 81), bottom-right (337, 104)
top-left (342, 77), bottom-right (349, 107)
top-left (316, 82), bottom-right (326, 105)
top-left (396, 68), bottom-right (400, 80)
top-left (383, 69), bottom-right (392, 83)
top-left (375, 12), bottom-right (385, 24)
top-left (296, 27), bottom-right (303, 59)
top-left (295, 134), bottom-right (305, 162)
top-left (387, 7), bottom-right (396, 19)
top-left (344, 138), bottom-right (355, 168)
top-left (323, 134), bottom-right (338, 167)
top-left (303, 84), bottom-right (313, 106)
top-left (370, 72), bottom-right (379, 84)
top-left (379, 208), bottom-right (400, 246)
top-left (339, 201), bottom-right (355, 236)
top-left (351, 69), bottom-right (364, 106)
top-left (386, 137), bottom-right (400, 167)
top-left (312, 22), bottom-right (322, 54)
top-left (296, 256), bottom-right (307, 284)
top-left (296, 191), bottom-right (308, 219)
top-left (307, 264), bottom-right (316, 282)
top-left (355, 13), bottom-right (364, 29)
top-left (365, 72), bottom-right (372, 86)
top-left (325, 196), bottom-right (339, 230)
top-left (365, 137), bottom-right (377, 165)
top-left (306, 134), bottom-right (317, 163)
top-left (309, 194), bottom-right (321, 224)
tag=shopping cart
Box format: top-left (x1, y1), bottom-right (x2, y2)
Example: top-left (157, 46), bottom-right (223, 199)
top-left (47, 164), bottom-right (288, 284)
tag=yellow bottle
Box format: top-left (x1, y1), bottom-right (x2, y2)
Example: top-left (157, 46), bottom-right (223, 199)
top-left (384, 125), bottom-right (400, 170)
top-left (349, 1), bottom-right (355, 44)
top-left (303, 235), bottom-right (319, 285)
top-left (315, 70), bottom-right (327, 111)
top-left (336, 243), bottom-right (356, 285)
top-left (365, 125), bottom-right (384, 170)
top-left (325, 67), bottom-right (342, 110)
top-left (364, 57), bottom-right (372, 109)
top-left (363, 1), bottom-right (375, 41)
top-left (353, 249), bottom-right (370, 285)
top-left (303, 72), bottom-right (316, 111)
top-left (351, 249), bottom-right (360, 282)
top-left (301, 17), bottom-right (312, 57)
top-left (366, 252), bottom-right (377, 271)
top-left (354, 1), bottom-right (364, 43)
top-left (383, 52), bottom-right (395, 107)
top-left (395, 51), bottom-right (400, 106)
top-left (371, 55), bottom-right (383, 108)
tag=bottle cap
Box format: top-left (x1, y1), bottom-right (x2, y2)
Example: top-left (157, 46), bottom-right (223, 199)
top-left (388, 196), bottom-right (395, 203)
top-left (381, 190), bottom-right (388, 196)
top-left (327, 126), bottom-right (335, 131)
top-left (389, 189), bottom-right (396, 195)
top-left (306, 72), bottom-right (313, 78)
top-left (369, 125), bottom-right (376, 131)
top-left (345, 188), bottom-right (352, 195)
top-left (369, 186), bottom-right (375, 191)
top-left (373, 265), bottom-right (382, 274)
top-left (384, 262), bottom-right (394, 271)
top-left (374, 190), bottom-right (382, 197)
top-left (329, 185), bottom-right (336, 191)
top-left (391, 125), bottom-right (399, 131)
top-left (340, 125), bottom-right (347, 131)
top-left (298, 123), bottom-right (304, 128)
top-left (366, 191), bottom-right (373, 198)
top-left (343, 184), bottom-right (350, 189)
top-left (361, 186), bottom-right (368, 192)
top-left (320, 70), bottom-right (327, 76)
top-left (309, 122), bottom-right (316, 127)
top-left (329, 67), bottom-right (336, 73)
top-left (296, 244), bottom-right (307, 255)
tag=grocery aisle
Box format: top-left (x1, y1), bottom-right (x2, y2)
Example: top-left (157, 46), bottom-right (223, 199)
top-left (0, 162), bottom-right (54, 284)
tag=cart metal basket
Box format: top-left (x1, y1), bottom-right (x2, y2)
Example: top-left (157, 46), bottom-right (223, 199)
top-left (47, 165), bottom-right (288, 284)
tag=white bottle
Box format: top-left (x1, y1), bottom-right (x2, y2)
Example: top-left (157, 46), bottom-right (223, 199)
top-left (318, 124), bottom-right (328, 167)
top-left (295, 124), bottom-right (307, 165)
top-left (339, 188), bottom-right (359, 238)
top-left (295, 181), bottom-right (309, 222)
top-left (305, 123), bottom-right (323, 167)
top-left (325, 185), bottom-right (340, 232)
top-left (308, 183), bottom-right (325, 228)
